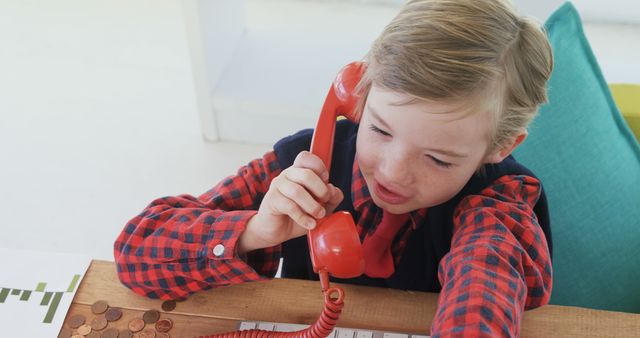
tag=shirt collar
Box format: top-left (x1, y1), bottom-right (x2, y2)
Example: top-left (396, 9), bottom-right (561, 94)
top-left (351, 154), bottom-right (428, 229)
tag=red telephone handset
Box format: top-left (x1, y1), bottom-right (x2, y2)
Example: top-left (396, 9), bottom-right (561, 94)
top-left (201, 62), bottom-right (368, 338)
top-left (307, 62), bottom-right (367, 291)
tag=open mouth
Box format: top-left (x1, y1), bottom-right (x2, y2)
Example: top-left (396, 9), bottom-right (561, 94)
top-left (374, 180), bottom-right (409, 205)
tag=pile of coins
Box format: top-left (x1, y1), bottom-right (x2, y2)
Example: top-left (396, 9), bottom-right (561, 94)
top-left (58, 299), bottom-right (178, 338)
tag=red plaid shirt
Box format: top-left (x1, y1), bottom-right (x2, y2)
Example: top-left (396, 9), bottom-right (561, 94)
top-left (114, 150), bottom-right (551, 337)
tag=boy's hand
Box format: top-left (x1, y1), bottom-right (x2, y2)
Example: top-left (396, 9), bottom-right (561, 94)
top-left (238, 151), bottom-right (344, 254)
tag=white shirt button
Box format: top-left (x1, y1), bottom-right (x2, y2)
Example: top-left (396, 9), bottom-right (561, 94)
top-left (212, 244), bottom-right (225, 257)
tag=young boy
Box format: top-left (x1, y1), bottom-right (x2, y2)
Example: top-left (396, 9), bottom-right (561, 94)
top-left (114, 0), bottom-right (553, 336)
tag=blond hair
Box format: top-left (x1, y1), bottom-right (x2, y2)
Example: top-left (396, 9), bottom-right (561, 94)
top-left (356, 0), bottom-right (553, 151)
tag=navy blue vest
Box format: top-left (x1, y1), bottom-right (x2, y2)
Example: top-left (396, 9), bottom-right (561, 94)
top-left (273, 120), bottom-right (552, 292)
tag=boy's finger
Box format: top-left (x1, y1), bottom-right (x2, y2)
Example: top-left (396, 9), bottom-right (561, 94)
top-left (292, 151), bottom-right (329, 182)
top-left (272, 193), bottom-right (317, 230)
top-left (276, 178), bottom-right (326, 219)
top-left (284, 168), bottom-right (331, 203)
top-left (325, 184), bottom-right (345, 214)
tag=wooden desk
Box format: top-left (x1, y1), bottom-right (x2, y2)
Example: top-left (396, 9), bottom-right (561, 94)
top-left (63, 260), bottom-right (640, 337)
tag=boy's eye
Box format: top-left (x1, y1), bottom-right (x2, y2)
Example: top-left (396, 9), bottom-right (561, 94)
top-left (368, 124), bottom-right (391, 136)
top-left (427, 155), bottom-right (453, 169)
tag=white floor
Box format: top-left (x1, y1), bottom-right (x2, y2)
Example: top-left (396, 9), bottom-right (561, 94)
top-left (0, 121), bottom-right (270, 260)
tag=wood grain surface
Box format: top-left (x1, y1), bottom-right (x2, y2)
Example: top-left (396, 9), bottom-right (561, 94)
top-left (61, 260), bottom-right (640, 337)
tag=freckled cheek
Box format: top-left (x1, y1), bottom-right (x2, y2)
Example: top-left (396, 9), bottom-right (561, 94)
top-left (356, 148), bottom-right (377, 175)
top-left (356, 136), bottom-right (380, 173)
top-left (412, 170), bottom-right (455, 204)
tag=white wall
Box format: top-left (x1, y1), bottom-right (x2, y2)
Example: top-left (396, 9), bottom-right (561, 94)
top-left (210, 0), bottom-right (640, 145)
top-left (182, 0), bottom-right (246, 141)
top-left (211, 0), bottom-right (398, 145)
top-left (299, 0), bottom-right (640, 23)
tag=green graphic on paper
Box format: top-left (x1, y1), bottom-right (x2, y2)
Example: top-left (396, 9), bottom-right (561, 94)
top-left (0, 274), bottom-right (80, 323)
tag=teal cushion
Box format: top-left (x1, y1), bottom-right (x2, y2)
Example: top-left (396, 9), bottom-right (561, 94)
top-left (513, 2), bottom-right (640, 313)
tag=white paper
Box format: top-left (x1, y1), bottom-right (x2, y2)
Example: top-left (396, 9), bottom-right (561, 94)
top-left (0, 247), bottom-right (91, 337)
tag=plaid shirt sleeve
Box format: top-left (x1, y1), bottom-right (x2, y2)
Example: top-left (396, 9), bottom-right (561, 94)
top-left (113, 151), bottom-right (283, 300)
top-left (431, 175), bottom-right (552, 337)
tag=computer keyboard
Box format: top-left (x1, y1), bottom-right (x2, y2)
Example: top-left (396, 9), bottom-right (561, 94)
top-left (238, 321), bottom-right (431, 338)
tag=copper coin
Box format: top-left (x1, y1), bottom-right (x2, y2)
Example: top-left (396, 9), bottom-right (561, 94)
top-left (104, 307), bottom-right (123, 321)
top-left (161, 300), bottom-right (176, 312)
top-left (86, 332), bottom-right (101, 338)
top-left (71, 335), bottom-right (84, 338)
top-left (156, 333), bottom-right (170, 338)
top-left (155, 318), bottom-right (173, 332)
top-left (141, 329), bottom-right (156, 338)
top-left (142, 309), bottom-right (160, 324)
top-left (101, 328), bottom-right (119, 338)
top-left (58, 327), bottom-right (72, 338)
top-left (91, 300), bottom-right (109, 314)
top-left (119, 329), bottom-right (134, 338)
top-left (128, 318), bottom-right (145, 332)
top-left (68, 314), bottom-right (86, 329)
top-left (91, 315), bottom-right (108, 331)
top-left (77, 323), bottom-right (92, 335)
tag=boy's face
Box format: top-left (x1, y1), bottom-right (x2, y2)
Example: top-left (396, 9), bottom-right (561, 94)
top-left (356, 84), bottom-right (497, 214)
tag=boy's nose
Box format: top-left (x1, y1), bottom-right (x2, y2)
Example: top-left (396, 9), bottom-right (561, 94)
top-left (379, 155), bottom-right (414, 187)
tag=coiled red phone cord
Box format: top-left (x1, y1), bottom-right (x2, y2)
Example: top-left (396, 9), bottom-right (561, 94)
top-left (199, 272), bottom-right (345, 338)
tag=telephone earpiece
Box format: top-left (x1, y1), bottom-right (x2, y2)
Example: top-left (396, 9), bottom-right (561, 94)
top-left (308, 62), bottom-right (368, 289)
top-left (310, 61), bottom-right (366, 170)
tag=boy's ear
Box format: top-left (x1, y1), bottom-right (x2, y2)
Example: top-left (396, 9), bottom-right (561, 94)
top-left (483, 131), bottom-right (528, 164)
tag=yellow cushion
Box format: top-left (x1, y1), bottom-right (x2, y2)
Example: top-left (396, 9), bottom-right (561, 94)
top-left (610, 83), bottom-right (640, 141)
